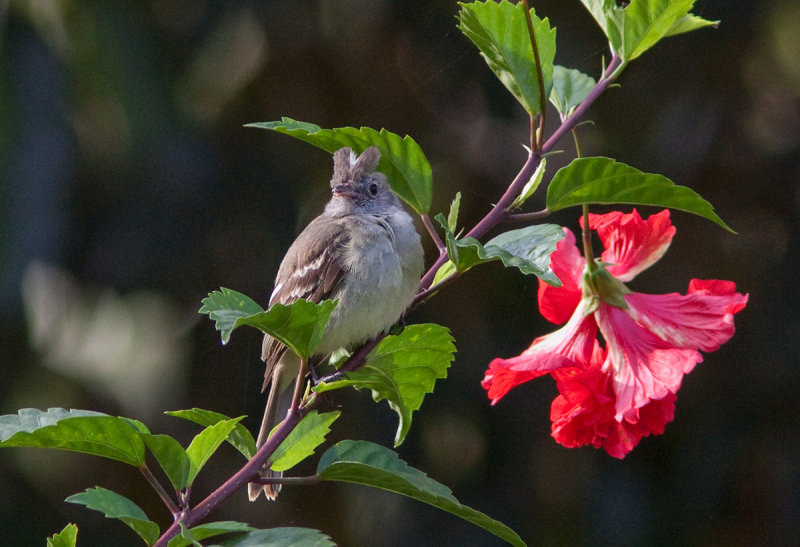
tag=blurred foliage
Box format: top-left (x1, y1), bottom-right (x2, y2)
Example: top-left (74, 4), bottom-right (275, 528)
top-left (0, 1), bottom-right (798, 545)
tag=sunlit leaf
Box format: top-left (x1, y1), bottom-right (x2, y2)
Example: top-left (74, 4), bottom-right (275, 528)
top-left (447, 191), bottom-right (462, 234)
top-left (66, 487), bottom-right (160, 546)
top-left (232, 299), bottom-right (337, 359)
top-left (269, 410), bottom-right (341, 472)
top-left (165, 408), bottom-right (257, 459)
top-left (315, 325), bottom-right (454, 446)
top-left (167, 521), bottom-right (256, 547)
top-left (47, 523), bottom-right (78, 547)
top-left (198, 288), bottom-right (264, 344)
top-left (665, 12), bottom-right (719, 37)
top-left (509, 157), bottom-right (547, 209)
top-left (549, 66), bottom-right (596, 115)
top-left (221, 527), bottom-right (336, 547)
top-left (622, 0), bottom-right (695, 60)
top-left (546, 156), bottom-right (733, 231)
top-left (458, 0), bottom-right (556, 115)
top-left (143, 434), bottom-right (190, 491)
top-left (200, 290), bottom-right (336, 359)
top-left (579, 0), bottom-right (713, 62)
top-left (0, 408), bottom-right (145, 466)
top-left (247, 118), bottom-right (433, 213)
top-left (185, 418), bottom-right (243, 485)
top-left (318, 440), bottom-right (525, 547)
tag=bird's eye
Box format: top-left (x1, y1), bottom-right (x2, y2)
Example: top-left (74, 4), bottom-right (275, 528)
top-left (368, 183), bottom-right (378, 196)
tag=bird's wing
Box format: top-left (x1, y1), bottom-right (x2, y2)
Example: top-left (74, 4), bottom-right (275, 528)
top-left (261, 217), bottom-right (350, 390)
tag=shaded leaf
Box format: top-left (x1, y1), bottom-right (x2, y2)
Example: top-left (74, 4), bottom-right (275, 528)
top-left (549, 66), bottom-right (596, 115)
top-left (167, 521), bottom-right (256, 547)
top-left (315, 325), bottom-right (454, 446)
top-left (221, 527), bottom-right (336, 547)
top-left (458, 0), bottom-right (556, 116)
top-left (318, 441), bottom-right (525, 547)
top-left (199, 288), bottom-right (264, 344)
top-left (185, 418), bottom-right (243, 485)
top-left (269, 411), bottom-right (341, 472)
top-left (546, 156), bottom-right (733, 231)
top-left (143, 434), bottom-right (190, 491)
top-left (247, 118), bottom-right (433, 213)
top-left (165, 408), bottom-right (257, 459)
top-left (47, 523), bottom-right (78, 547)
top-left (66, 487), bottom-right (159, 546)
top-left (0, 408), bottom-right (145, 466)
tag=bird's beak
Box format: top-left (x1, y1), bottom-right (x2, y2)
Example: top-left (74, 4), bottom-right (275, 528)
top-left (332, 183), bottom-right (358, 199)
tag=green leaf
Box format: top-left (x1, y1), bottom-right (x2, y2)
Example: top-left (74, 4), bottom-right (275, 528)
top-left (483, 225), bottom-right (566, 284)
top-left (431, 258), bottom-right (457, 286)
top-left (143, 434), bottom-right (190, 491)
top-left (185, 417), bottom-right (243, 485)
top-left (579, 0), bottom-right (624, 48)
top-left (509, 157), bottom-right (547, 210)
top-left (546, 156), bottom-right (733, 231)
top-left (268, 410), bottom-right (341, 472)
top-left (200, 290), bottom-right (337, 359)
top-left (318, 440), bottom-right (525, 547)
top-left (66, 487), bottom-right (160, 546)
top-left (232, 299), bottom-right (337, 359)
top-left (433, 216), bottom-right (564, 285)
top-left (665, 12), bottom-right (719, 37)
top-left (247, 118), bottom-right (433, 214)
top-left (167, 521), bottom-right (256, 547)
top-left (47, 523), bottom-right (78, 547)
top-left (580, 0), bottom-right (713, 62)
top-left (315, 325), bottom-right (455, 446)
top-left (165, 408), bottom-right (257, 459)
top-left (447, 191), bottom-right (462, 234)
top-left (549, 66), bottom-right (596, 115)
top-left (199, 288), bottom-right (265, 344)
top-left (0, 408), bottom-right (146, 466)
top-left (458, 0), bottom-right (556, 116)
top-left (221, 527), bottom-right (336, 547)
top-left (621, 0), bottom-right (695, 60)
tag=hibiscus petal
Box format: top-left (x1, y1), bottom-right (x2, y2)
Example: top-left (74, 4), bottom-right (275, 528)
top-left (624, 282), bottom-right (748, 352)
top-left (550, 361), bottom-right (677, 458)
top-left (482, 361), bottom-right (549, 405)
top-left (597, 304), bottom-right (702, 421)
top-left (538, 228), bottom-right (584, 325)
top-left (586, 209), bottom-right (675, 282)
top-left (482, 303), bottom-right (599, 403)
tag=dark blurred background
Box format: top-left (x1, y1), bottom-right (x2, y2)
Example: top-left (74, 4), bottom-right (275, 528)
top-left (1, 1), bottom-right (797, 545)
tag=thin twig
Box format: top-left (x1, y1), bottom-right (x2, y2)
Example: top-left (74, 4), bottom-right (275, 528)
top-left (154, 403), bottom-right (314, 546)
top-left (290, 355), bottom-right (308, 412)
top-left (139, 466), bottom-right (180, 517)
top-left (543, 54), bottom-right (622, 153)
top-left (421, 213), bottom-right (446, 253)
top-left (521, 0), bottom-right (547, 150)
top-left (504, 208), bottom-right (550, 223)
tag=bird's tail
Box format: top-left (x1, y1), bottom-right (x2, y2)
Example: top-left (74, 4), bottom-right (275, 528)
top-left (248, 362), bottom-right (292, 501)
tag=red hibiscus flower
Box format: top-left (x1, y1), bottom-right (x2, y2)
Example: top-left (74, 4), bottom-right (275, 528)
top-left (482, 209), bottom-right (748, 457)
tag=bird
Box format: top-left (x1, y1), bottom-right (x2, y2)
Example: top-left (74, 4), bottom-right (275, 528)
top-left (248, 146), bottom-right (424, 500)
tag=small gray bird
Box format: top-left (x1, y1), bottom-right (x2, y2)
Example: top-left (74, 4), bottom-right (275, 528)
top-left (248, 146), bottom-right (424, 501)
